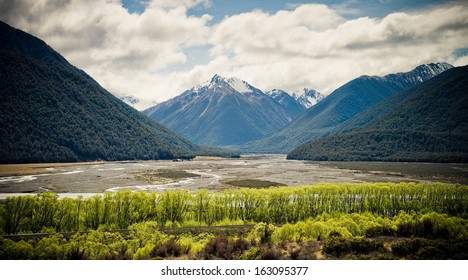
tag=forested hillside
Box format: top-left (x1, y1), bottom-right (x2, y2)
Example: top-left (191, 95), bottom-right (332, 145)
top-left (240, 63), bottom-right (453, 153)
top-left (0, 21), bottom-right (237, 163)
top-left (287, 65), bottom-right (468, 162)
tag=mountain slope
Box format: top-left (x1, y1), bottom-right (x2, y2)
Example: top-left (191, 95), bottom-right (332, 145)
top-left (0, 21), bottom-right (236, 163)
top-left (287, 65), bottom-right (468, 162)
top-left (266, 89), bottom-right (306, 118)
top-left (240, 63), bottom-right (453, 153)
top-left (144, 75), bottom-right (297, 146)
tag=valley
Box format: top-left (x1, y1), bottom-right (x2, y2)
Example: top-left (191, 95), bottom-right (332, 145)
top-left (1, 155), bottom-right (467, 198)
top-left (0, 13), bottom-right (467, 263)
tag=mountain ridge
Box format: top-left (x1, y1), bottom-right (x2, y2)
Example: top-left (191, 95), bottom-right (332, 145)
top-left (266, 89), bottom-right (306, 118)
top-left (287, 65), bottom-right (468, 162)
top-left (238, 62), bottom-right (453, 154)
top-left (0, 21), bottom-right (238, 163)
top-left (144, 75), bottom-right (300, 146)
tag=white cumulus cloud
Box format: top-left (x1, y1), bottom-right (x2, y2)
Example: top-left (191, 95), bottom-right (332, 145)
top-left (207, 3), bottom-right (468, 94)
top-left (1, 1), bottom-right (467, 106)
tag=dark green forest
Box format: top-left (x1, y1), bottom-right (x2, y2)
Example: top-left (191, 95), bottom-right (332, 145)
top-left (0, 21), bottom-right (238, 163)
top-left (288, 65), bottom-right (468, 162)
top-left (0, 52), bottom-right (196, 162)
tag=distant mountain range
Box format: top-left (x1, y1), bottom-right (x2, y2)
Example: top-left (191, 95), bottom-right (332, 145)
top-left (119, 95), bottom-right (158, 111)
top-left (288, 65), bottom-right (468, 162)
top-left (144, 75), bottom-right (321, 146)
top-left (239, 62), bottom-right (454, 154)
top-left (265, 88), bottom-right (324, 118)
top-left (265, 89), bottom-right (306, 118)
top-left (2, 21), bottom-right (463, 164)
top-left (0, 21), bottom-right (237, 163)
top-left (292, 88), bottom-right (325, 108)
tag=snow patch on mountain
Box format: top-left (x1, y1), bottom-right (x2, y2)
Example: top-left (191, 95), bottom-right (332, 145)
top-left (292, 88), bottom-right (325, 108)
top-left (119, 95), bottom-right (158, 111)
top-left (192, 75), bottom-right (259, 95)
top-left (225, 77), bottom-right (251, 93)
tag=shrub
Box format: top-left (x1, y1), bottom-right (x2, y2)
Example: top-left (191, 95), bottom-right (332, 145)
top-left (239, 247), bottom-right (261, 260)
top-left (392, 238), bottom-right (468, 259)
top-left (260, 245), bottom-right (284, 260)
top-left (296, 241), bottom-right (320, 260)
top-left (151, 238), bottom-right (189, 259)
top-left (323, 237), bottom-right (385, 258)
top-left (365, 225), bottom-right (396, 237)
top-left (199, 235), bottom-right (251, 260)
top-left (391, 238), bottom-right (434, 257)
top-left (417, 246), bottom-right (446, 260)
top-left (247, 223), bottom-right (276, 244)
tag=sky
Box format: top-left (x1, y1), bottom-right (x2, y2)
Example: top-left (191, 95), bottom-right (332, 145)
top-left (1, 0), bottom-right (467, 107)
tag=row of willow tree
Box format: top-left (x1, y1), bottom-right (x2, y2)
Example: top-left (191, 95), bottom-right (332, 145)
top-left (1, 182), bottom-right (467, 234)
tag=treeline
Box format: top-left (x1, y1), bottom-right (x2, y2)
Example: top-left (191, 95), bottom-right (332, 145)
top-left (1, 183), bottom-right (466, 234)
top-left (287, 130), bottom-right (468, 162)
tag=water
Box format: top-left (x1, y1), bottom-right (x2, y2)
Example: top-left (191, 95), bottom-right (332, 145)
top-left (0, 155), bottom-right (466, 197)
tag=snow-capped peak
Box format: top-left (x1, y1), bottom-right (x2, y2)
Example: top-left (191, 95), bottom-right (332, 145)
top-left (194, 74), bottom-right (257, 94)
top-left (225, 77), bottom-right (252, 94)
top-left (382, 62), bottom-right (454, 85)
top-left (417, 62), bottom-right (453, 76)
top-left (292, 88), bottom-right (324, 108)
top-left (266, 89), bottom-right (289, 97)
top-left (211, 75), bottom-right (253, 93)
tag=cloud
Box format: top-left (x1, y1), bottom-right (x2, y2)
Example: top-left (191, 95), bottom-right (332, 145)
top-left (0, 1), bottom-right (467, 105)
top-left (0, 0), bottom-right (212, 101)
top-left (208, 3), bottom-right (468, 93)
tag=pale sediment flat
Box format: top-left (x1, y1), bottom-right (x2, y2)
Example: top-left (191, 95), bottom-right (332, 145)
top-left (0, 154), bottom-right (467, 199)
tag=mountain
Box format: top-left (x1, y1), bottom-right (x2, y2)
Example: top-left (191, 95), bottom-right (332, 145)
top-left (239, 63), bottom-right (453, 153)
top-left (144, 75), bottom-right (297, 146)
top-left (0, 21), bottom-right (237, 163)
top-left (287, 65), bottom-right (468, 162)
top-left (119, 95), bottom-right (158, 111)
top-left (266, 89), bottom-right (306, 118)
top-left (292, 88), bottom-right (325, 108)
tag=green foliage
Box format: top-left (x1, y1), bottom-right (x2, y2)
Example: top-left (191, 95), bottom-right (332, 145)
top-left (1, 210), bottom-right (466, 260)
top-left (396, 212), bottom-right (467, 239)
top-left (1, 183), bottom-right (467, 234)
top-left (1, 183), bottom-right (467, 254)
top-left (239, 247), bottom-right (262, 260)
top-left (33, 234), bottom-right (68, 259)
top-left (391, 238), bottom-right (468, 259)
top-left (247, 223), bottom-right (276, 244)
top-left (0, 237), bottom-right (34, 259)
top-left (323, 237), bottom-right (385, 258)
top-left (77, 231), bottom-right (128, 260)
